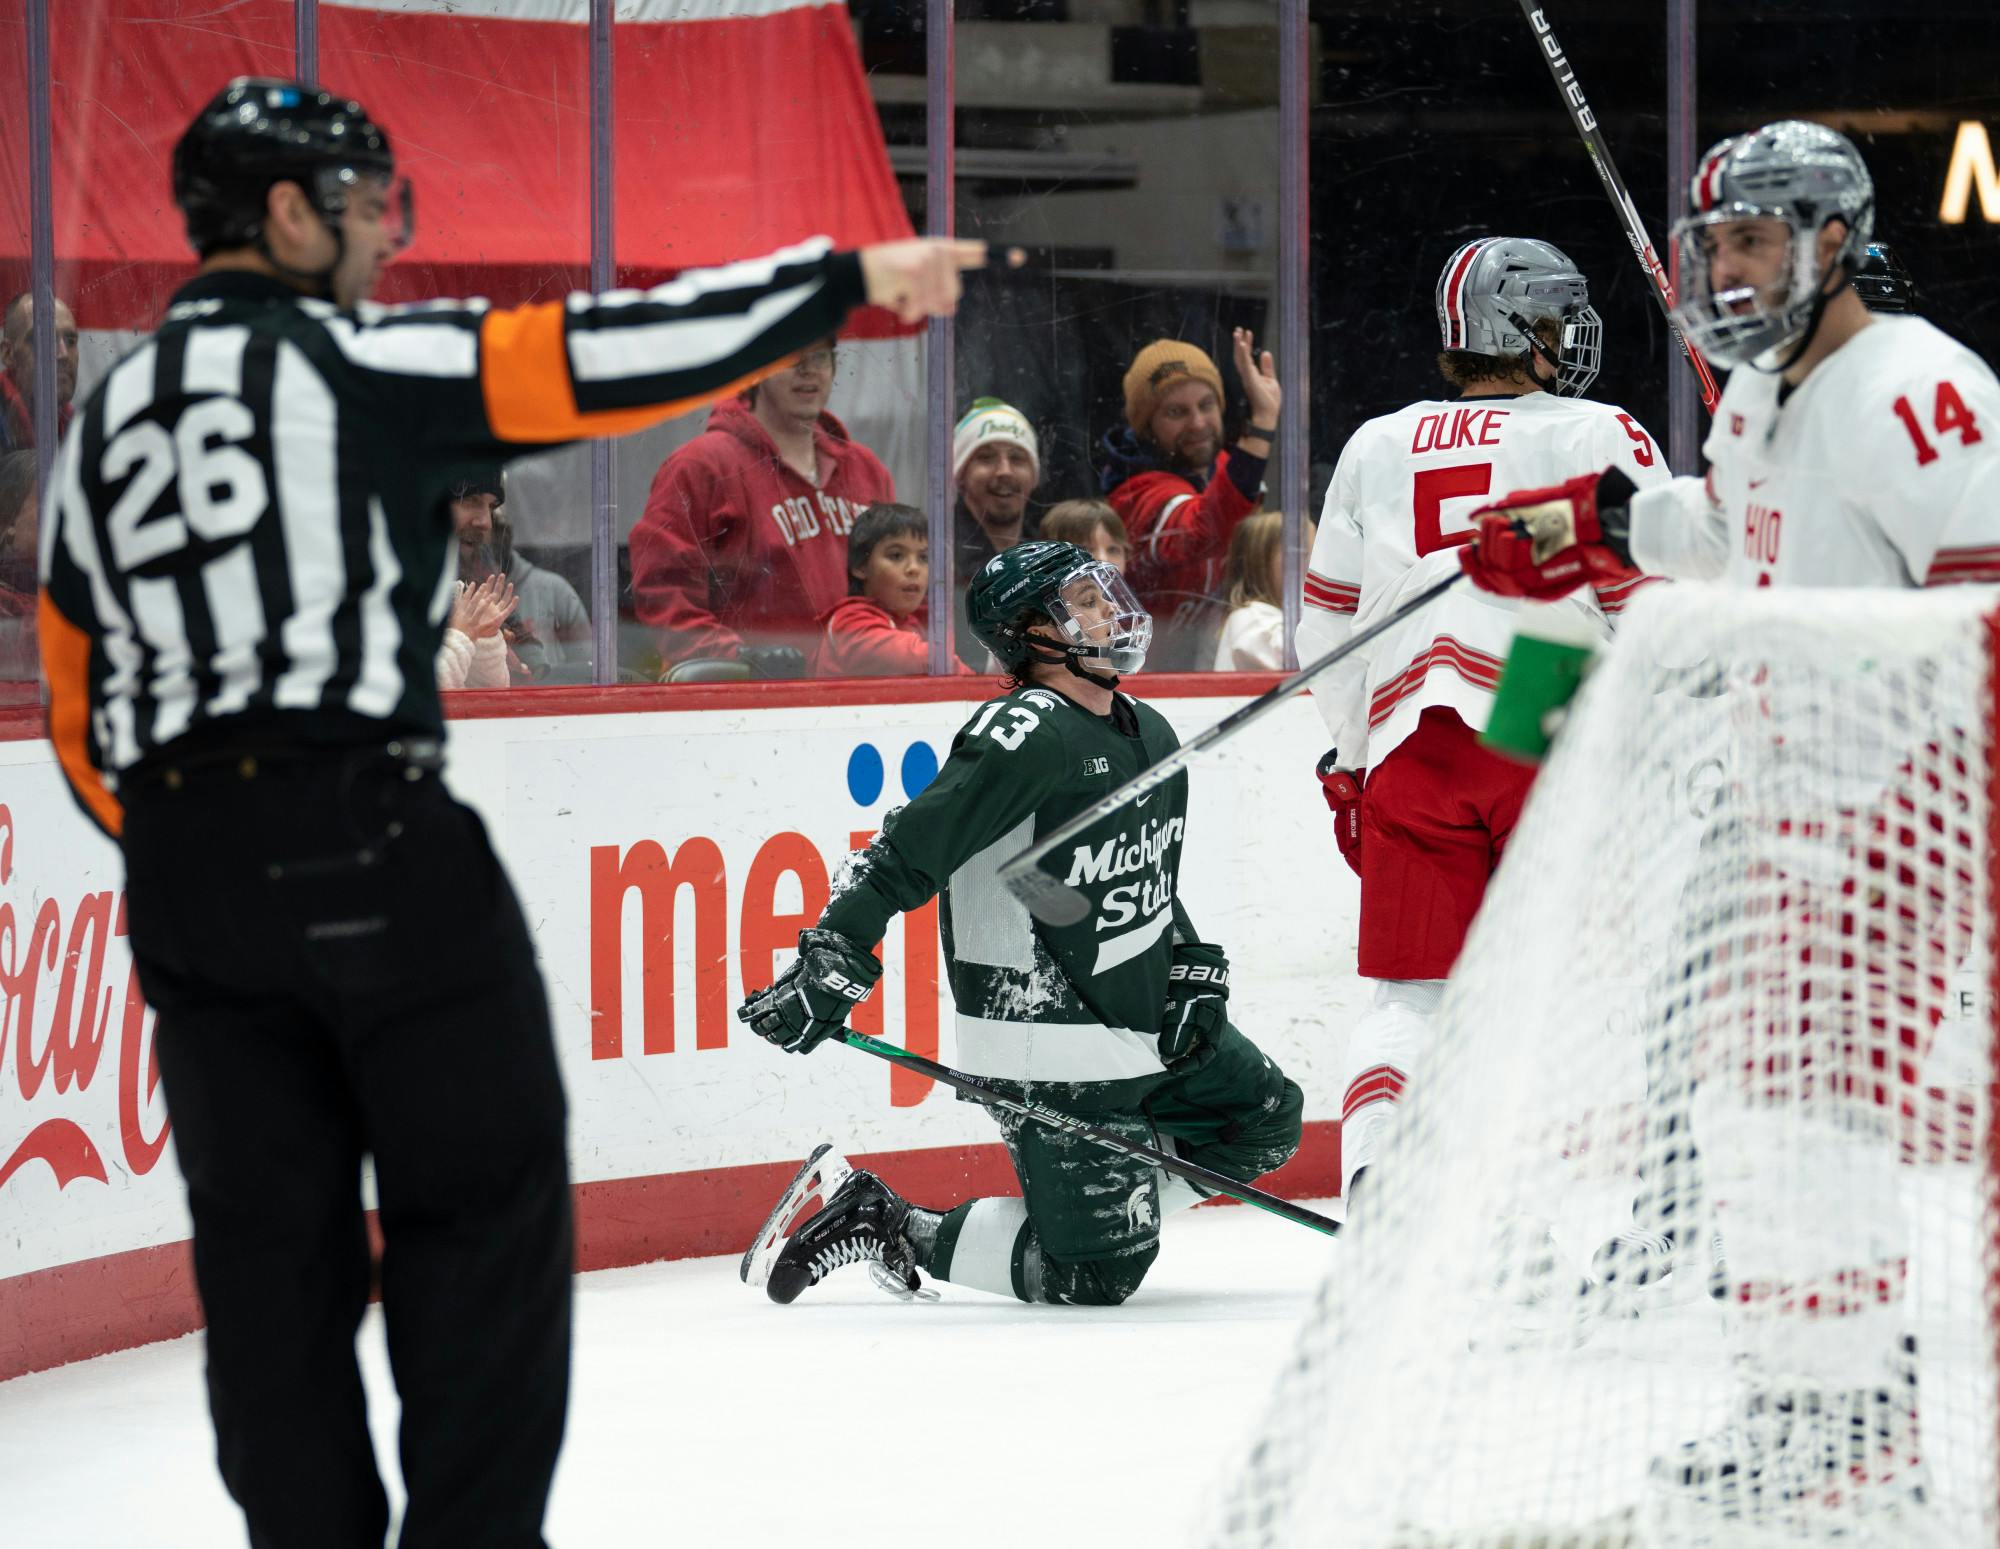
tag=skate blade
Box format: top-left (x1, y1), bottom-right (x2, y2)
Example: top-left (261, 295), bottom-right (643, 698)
top-left (867, 1262), bottom-right (940, 1303)
top-left (740, 1142), bottom-right (852, 1288)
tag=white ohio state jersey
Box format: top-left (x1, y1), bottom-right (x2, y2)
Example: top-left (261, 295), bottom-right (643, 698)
top-left (1629, 316), bottom-right (2000, 588)
top-left (1300, 392), bottom-right (1670, 767)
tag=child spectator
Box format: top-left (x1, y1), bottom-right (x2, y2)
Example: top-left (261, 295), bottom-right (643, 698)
top-left (1212, 510), bottom-right (1311, 671)
top-left (1038, 499), bottom-right (1131, 573)
top-left (814, 503), bottom-right (959, 677)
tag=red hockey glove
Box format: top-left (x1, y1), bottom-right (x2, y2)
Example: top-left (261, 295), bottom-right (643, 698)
top-left (1316, 751), bottom-right (1365, 879)
top-left (1460, 469), bottom-right (1637, 602)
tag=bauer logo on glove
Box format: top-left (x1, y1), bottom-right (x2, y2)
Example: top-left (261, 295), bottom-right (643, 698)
top-left (1160, 941), bottom-right (1231, 1066)
top-left (736, 928), bottom-right (884, 1055)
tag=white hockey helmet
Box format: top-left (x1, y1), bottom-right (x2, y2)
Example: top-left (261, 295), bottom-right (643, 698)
top-left (1669, 120), bottom-right (1875, 370)
top-left (1435, 236), bottom-right (1602, 397)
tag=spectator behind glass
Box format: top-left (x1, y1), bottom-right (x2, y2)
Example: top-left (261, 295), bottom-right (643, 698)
top-left (630, 336), bottom-right (893, 679)
top-left (813, 502), bottom-right (962, 678)
top-left (0, 449), bottom-right (38, 695)
top-left (1097, 328), bottom-right (1280, 670)
top-left (953, 397), bottom-right (1041, 579)
top-left (437, 572), bottom-right (516, 691)
top-left (1038, 498), bottom-right (1130, 572)
top-left (951, 397), bottom-right (1041, 670)
top-left (0, 291), bottom-right (79, 452)
top-left (450, 468), bottom-right (592, 683)
top-left (1213, 510), bottom-right (1313, 672)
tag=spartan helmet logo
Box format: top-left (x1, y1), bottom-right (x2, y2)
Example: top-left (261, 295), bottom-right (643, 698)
top-left (1124, 1183), bottom-right (1159, 1236)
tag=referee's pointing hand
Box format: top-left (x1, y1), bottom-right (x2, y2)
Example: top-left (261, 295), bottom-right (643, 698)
top-left (859, 237), bottom-right (998, 324)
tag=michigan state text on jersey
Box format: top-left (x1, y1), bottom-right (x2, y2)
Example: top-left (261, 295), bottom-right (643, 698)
top-left (739, 541), bottom-right (1303, 1307)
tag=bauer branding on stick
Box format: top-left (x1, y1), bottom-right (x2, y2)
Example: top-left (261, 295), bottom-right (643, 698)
top-left (1481, 604), bottom-right (1603, 763)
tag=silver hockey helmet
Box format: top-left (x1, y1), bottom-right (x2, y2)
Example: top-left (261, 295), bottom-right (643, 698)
top-left (1435, 236), bottom-right (1603, 397)
top-left (1669, 121), bottom-right (1875, 369)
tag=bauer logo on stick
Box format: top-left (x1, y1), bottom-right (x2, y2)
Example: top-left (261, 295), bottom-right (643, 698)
top-left (1530, 10), bottom-right (1596, 131)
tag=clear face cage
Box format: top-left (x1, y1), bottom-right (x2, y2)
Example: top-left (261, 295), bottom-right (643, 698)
top-left (1669, 205), bottom-right (1819, 369)
top-left (1046, 560), bottom-right (1152, 676)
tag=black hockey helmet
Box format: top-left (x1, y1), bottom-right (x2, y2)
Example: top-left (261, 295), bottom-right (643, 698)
top-left (1852, 242), bottom-right (1921, 315)
top-left (173, 77), bottom-right (408, 260)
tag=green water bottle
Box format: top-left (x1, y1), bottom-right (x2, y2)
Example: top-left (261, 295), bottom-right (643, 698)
top-left (1480, 605), bottom-right (1604, 765)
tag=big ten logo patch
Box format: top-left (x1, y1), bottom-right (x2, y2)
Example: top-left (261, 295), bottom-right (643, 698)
top-left (587, 739), bottom-right (945, 1107)
top-left (0, 806), bottom-right (171, 1200)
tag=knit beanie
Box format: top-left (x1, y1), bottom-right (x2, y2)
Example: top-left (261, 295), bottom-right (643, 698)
top-left (1123, 340), bottom-right (1226, 434)
top-left (952, 398), bottom-right (1040, 482)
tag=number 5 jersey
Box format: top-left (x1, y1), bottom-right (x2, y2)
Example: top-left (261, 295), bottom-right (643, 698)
top-left (1300, 391), bottom-right (1670, 769)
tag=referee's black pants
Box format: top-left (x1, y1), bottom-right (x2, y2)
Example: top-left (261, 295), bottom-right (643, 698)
top-left (122, 748), bottom-right (572, 1549)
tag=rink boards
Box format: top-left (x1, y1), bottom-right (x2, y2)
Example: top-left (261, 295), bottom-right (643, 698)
top-left (0, 675), bottom-right (1361, 1377)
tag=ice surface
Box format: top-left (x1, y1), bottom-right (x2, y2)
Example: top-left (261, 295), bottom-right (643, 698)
top-left (0, 1199), bottom-right (1338, 1548)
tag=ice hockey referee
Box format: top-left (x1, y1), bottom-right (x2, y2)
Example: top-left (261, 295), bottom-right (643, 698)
top-left (36, 77), bottom-right (984, 1549)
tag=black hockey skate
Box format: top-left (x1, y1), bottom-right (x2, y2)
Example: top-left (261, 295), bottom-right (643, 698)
top-left (766, 1169), bottom-right (923, 1305)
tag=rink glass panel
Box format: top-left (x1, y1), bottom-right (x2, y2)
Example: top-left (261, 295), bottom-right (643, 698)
top-left (1305, 2), bottom-right (1675, 548)
top-left (605, 0), bottom-right (929, 684)
top-left (946, 0), bottom-right (1280, 674)
top-left (319, 2), bottom-right (593, 692)
top-left (1698, 0), bottom-right (2000, 374)
top-left (0, 0), bottom-right (32, 704)
top-left (14, 1), bottom-right (306, 704)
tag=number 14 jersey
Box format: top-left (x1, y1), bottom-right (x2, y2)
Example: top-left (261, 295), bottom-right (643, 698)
top-left (1300, 391), bottom-right (1669, 768)
top-left (1627, 315), bottom-right (2000, 589)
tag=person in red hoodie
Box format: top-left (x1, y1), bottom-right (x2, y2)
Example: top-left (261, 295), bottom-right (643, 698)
top-left (630, 334), bottom-right (894, 676)
top-left (1097, 328), bottom-right (1281, 669)
top-left (813, 502), bottom-right (945, 677)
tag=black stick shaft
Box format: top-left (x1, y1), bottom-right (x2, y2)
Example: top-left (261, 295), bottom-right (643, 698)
top-left (839, 1031), bottom-right (1340, 1238)
top-left (1516, 0), bottom-right (1721, 413)
top-left (1000, 571), bottom-right (1463, 915)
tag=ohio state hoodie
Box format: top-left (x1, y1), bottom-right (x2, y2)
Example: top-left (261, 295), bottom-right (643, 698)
top-left (631, 397), bottom-right (894, 664)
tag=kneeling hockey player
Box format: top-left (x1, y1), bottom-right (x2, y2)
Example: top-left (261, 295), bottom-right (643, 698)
top-left (738, 540), bottom-right (1304, 1305)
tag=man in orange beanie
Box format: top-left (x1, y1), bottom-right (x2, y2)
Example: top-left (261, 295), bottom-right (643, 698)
top-left (1096, 327), bottom-right (1280, 668)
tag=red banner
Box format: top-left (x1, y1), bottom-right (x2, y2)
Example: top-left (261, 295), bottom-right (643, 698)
top-left (0, 0), bottom-right (912, 329)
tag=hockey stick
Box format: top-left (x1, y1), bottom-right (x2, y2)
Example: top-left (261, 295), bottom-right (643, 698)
top-left (838, 1030), bottom-right (1341, 1237)
top-left (999, 570), bottom-right (1464, 925)
top-left (1516, 1), bottom-right (1721, 413)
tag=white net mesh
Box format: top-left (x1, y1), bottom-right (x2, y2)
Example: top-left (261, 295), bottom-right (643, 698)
top-left (1203, 584), bottom-right (1999, 1549)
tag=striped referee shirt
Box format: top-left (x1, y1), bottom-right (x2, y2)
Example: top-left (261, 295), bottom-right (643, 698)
top-left (39, 239), bottom-right (864, 838)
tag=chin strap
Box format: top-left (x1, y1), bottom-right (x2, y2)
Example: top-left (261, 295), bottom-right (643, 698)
top-left (1764, 282), bottom-right (1837, 376)
top-left (255, 212), bottom-right (346, 302)
top-left (1021, 636), bottom-right (1121, 691)
top-left (1507, 310), bottom-right (1562, 395)
top-left (1064, 656), bottom-right (1122, 692)
top-left (1758, 246), bottom-right (1862, 377)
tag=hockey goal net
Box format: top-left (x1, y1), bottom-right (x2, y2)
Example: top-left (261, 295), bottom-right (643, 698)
top-left (1203, 584), bottom-right (1999, 1549)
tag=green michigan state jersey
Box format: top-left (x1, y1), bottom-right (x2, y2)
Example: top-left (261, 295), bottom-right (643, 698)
top-left (820, 684), bottom-right (1195, 1086)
